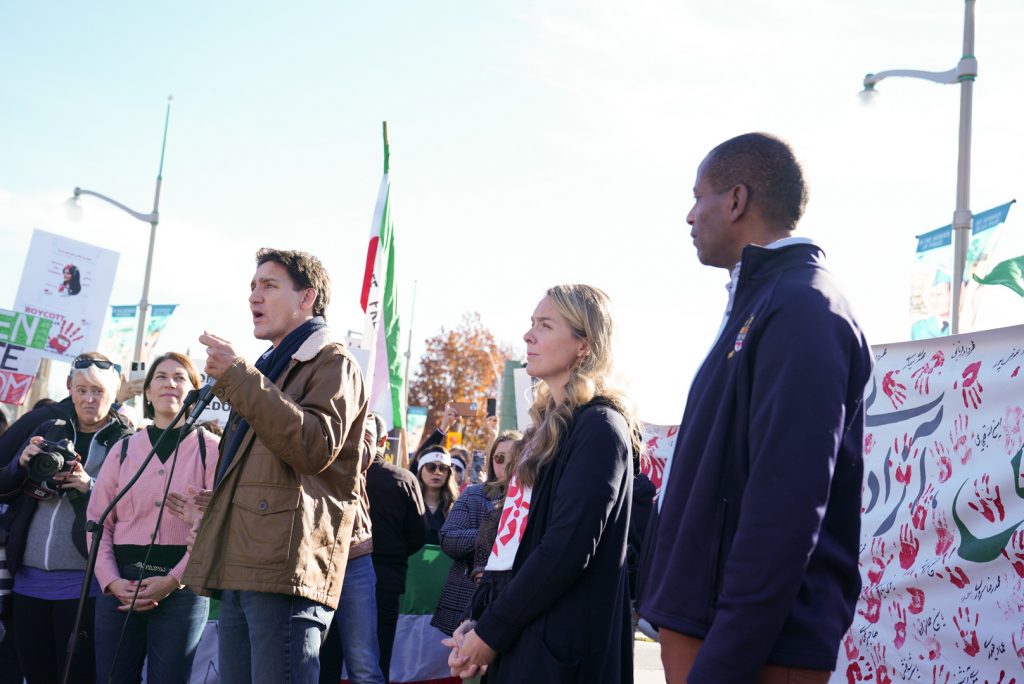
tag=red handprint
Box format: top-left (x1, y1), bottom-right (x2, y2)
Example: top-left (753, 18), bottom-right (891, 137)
top-left (912, 351), bottom-right (945, 395)
top-left (1001, 530), bottom-right (1024, 580)
top-left (967, 474), bottom-right (1005, 523)
top-left (882, 370), bottom-right (907, 409)
top-left (1012, 623), bottom-right (1024, 669)
top-left (871, 643), bottom-right (891, 684)
top-left (47, 320), bottom-right (83, 354)
top-left (907, 586), bottom-right (925, 614)
top-left (864, 433), bottom-right (876, 456)
top-left (983, 671), bottom-right (1017, 684)
top-left (931, 442), bottom-right (953, 483)
top-left (893, 433), bottom-right (913, 459)
top-left (843, 632), bottom-right (860, 661)
top-left (932, 664), bottom-right (951, 684)
top-left (890, 601), bottom-right (907, 649)
top-left (911, 484), bottom-right (935, 530)
top-left (933, 509), bottom-right (955, 557)
top-left (1005, 406), bottom-right (1023, 455)
top-left (899, 523), bottom-right (920, 569)
top-left (857, 586), bottom-right (882, 624)
top-left (959, 361), bottom-right (984, 409)
top-left (916, 632), bottom-right (942, 661)
top-left (953, 606), bottom-right (980, 656)
top-left (867, 537), bottom-right (893, 586)
top-left (845, 659), bottom-right (872, 684)
top-left (950, 414), bottom-right (973, 465)
top-left (895, 464), bottom-right (913, 485)
top-left (944, 565), bottom-right (971, 589)
top-left (641, 437), bottom-right (666, 490)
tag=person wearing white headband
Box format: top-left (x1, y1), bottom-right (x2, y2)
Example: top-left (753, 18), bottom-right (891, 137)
top-left (415, 449), bottom-right (458, 546)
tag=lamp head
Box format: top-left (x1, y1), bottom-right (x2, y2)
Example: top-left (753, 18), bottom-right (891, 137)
top-left (858, 76), bottom-right (879, 105)
top-left (65, 189), bottom-right (83, 221)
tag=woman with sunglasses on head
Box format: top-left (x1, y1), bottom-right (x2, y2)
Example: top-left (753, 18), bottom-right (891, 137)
top-left (446, 284), bottom-right (640, 684)
top-left (431, 431), bottom-right (522, 637)
top-left (414, 447), bottom-right (460, 546)
top-left (88, 352), bottom-right (220, 684)
top-left (0, 352), bottom-right (134, 683)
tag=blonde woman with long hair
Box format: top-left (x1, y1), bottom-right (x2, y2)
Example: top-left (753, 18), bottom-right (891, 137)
top-left (446, 284), bottom-right (639, 683)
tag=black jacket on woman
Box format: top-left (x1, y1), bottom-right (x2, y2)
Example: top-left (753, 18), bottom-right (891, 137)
top-left (0, 411), bottom-right (133, 576)
top-left (473, 400), bottom-right (634, 684)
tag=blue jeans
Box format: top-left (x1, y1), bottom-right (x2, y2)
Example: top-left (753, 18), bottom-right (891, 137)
top-left (94, 587), bottom-right (209, 684)
top-left (218, 589), bottom-right (334, 684)
top-left (320, 555), bottom-right (383, 684)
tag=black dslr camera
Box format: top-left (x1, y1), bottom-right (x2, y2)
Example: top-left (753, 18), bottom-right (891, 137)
top-left (23, 439), bottom-right (79, 501)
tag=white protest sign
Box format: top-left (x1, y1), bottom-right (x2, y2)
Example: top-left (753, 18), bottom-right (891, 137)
top-left (14, 229), bottom-right (119, 362)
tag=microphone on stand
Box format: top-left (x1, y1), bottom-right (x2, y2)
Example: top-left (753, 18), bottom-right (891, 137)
top-left (183, 378), bottom-right (217, 432)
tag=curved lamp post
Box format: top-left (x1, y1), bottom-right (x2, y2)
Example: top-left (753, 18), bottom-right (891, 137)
top-left (860, 0), bottom-right (977, 335)
top-left (67, 96), bottom-right (172, 363)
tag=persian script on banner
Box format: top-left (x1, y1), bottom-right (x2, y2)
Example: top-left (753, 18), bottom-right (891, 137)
top-left (833, 325), bottom-right (1024, 684)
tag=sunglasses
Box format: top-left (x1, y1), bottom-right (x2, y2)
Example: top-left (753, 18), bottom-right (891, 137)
top-left (73, 357), bottom-right (122, 375)
top-left (423, 462), bottom-right (451, 475)
top-left (492, 453), bottom-right (506, 465)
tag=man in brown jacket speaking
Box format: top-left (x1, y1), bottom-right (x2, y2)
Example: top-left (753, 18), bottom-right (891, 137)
top-left (182, 248), bottom-right (368, 684)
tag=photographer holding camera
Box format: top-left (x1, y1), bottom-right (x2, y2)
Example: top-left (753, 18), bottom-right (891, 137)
top-left (0, 352), bottom-right (133, 683)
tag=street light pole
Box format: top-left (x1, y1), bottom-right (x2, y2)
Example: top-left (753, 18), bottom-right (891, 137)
top-left (860, 0), bottom-right (977, 335)
top-left (70, 95), bottom-right (173, 363)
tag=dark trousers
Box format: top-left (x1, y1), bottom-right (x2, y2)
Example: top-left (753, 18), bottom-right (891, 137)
top-left (0, 600), bottom-right (24, 684)
top-left (375, 588), bottom-right (400, 683)
top-left (13, 593), bottom-right (96, 684)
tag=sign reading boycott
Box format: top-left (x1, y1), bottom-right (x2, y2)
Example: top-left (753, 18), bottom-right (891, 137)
top-left (833, 325), bottom-right (1024, 683)
top-left (0, 308), bottom-right (54, 405)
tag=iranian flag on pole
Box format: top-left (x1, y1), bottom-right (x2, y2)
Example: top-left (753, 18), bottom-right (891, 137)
top-left (359, 122), bottom-right (405, 430)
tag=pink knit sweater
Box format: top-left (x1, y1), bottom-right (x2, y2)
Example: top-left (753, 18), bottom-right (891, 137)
top-left (87, 428), bottom-right (220, 592)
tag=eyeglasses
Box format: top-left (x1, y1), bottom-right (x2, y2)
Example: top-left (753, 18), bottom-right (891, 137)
top-left (73, 357), bottom-right (122, 375)
top-left (423, 462), bottom-right (451, 475)
top-left (492, 454), bottom-right (506, 465)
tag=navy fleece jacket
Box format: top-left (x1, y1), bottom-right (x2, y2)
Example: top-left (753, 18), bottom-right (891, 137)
top-left (639, 243), bottom-right (872, 682)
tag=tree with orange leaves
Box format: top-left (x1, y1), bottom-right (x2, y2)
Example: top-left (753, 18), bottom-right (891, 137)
top-left (408, 312), bottom-right (513, 452)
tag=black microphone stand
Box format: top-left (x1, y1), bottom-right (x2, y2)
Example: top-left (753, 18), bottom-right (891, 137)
top-left (60, 390), bottom-right (201, 684)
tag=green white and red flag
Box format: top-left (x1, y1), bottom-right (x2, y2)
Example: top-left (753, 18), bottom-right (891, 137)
top-left (359, 123), bottom-right (405, 430)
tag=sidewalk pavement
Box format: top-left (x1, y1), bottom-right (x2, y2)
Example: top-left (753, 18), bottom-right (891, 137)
top-left (635, 638), bottom-right (664, 684)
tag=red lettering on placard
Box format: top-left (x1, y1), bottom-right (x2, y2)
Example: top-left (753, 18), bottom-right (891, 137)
top-left (0, 370), bottom-right (35, 405)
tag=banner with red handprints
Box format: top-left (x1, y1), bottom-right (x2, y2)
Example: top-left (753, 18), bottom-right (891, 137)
top-left (834, 324), bottom-right (1024, 684)
top-left (14, 229), bottom-right (120, 363)
top-left (639, 423), bottom-right (680, 497)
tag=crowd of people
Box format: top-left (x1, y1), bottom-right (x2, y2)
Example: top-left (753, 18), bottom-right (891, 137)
top-left (0, 132), bottom-right (872, 684)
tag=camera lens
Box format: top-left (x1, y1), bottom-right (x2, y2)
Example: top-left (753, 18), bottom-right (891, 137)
top-left (27, 451), bottom-right (65, 482)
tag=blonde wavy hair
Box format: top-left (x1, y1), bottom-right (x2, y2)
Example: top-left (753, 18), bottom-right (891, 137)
top-left (515, 284), bottom-right (640, 488)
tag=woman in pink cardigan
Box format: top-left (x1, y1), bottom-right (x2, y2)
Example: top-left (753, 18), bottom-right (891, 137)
top-left (87, 352), bottom-right (220, 684)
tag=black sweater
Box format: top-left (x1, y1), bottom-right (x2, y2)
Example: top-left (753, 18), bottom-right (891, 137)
top-left (366, 455), bottom-right (427, 594)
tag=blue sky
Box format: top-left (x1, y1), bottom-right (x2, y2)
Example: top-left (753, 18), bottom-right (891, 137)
top-left (2, 1), bottom-right (1023, 423)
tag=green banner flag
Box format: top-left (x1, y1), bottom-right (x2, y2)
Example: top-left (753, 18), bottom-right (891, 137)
top-left (973, 254), bottom-right (1024, 298)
